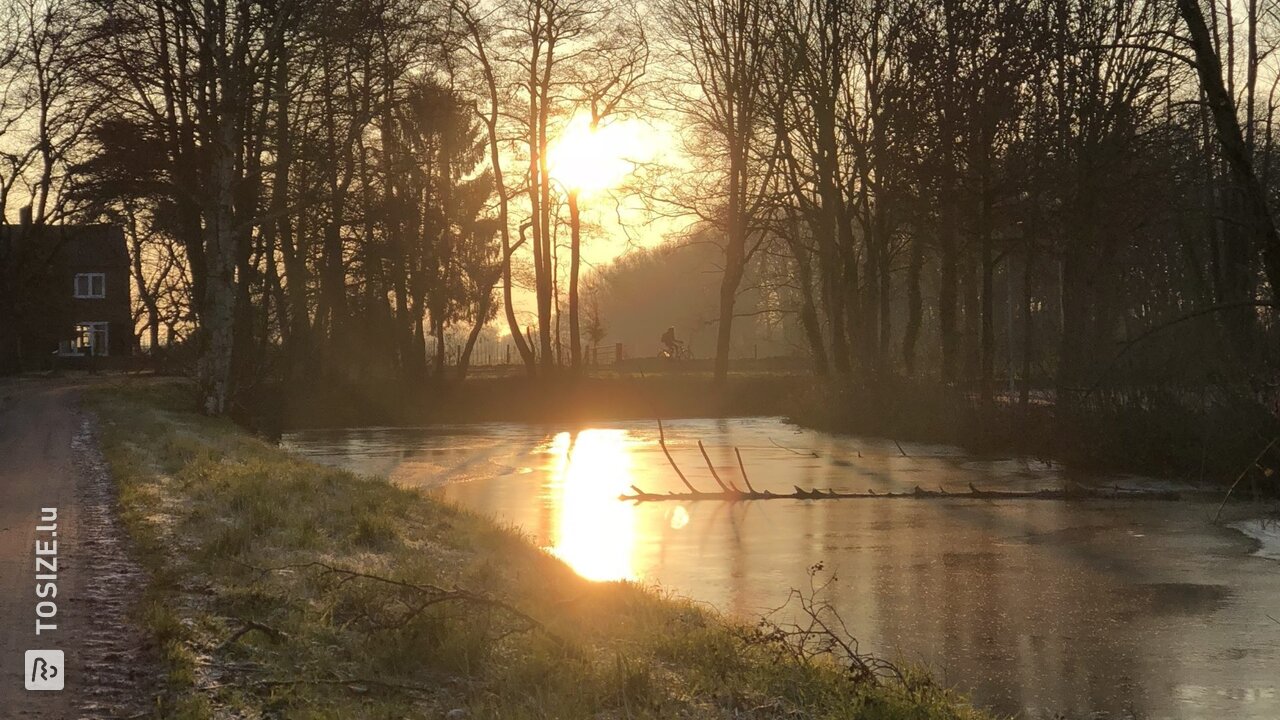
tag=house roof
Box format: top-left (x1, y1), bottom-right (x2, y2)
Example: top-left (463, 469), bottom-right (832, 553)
top-left (0, 224), bottom-right (128, 268)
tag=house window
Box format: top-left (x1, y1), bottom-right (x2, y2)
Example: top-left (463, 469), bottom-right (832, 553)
top-left (74, 322), bottom-right (109, 357)
top-left (74, 273), bottom-right (105, 298)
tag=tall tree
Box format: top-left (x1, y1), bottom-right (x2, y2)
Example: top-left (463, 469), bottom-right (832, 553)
top-left (662, 0), bottom-right (776, 380)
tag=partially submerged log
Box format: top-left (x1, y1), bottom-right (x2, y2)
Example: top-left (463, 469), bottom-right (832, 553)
top-left (632, 420), bottom-right (1182, 503)
top-left (619, 483), bottom-right (1183, 503)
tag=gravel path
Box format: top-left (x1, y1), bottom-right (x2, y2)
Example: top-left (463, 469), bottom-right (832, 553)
top-left (0, 377), bottom-right (158, 718)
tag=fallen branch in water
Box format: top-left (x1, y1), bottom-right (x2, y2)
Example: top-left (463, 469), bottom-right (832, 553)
top-left (641, 420), bottom-right (1182, 503)
top-left (620, 483), bottom-right (1182, 502)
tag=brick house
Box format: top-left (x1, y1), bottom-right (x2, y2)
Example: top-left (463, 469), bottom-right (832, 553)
top-left (0, 216), bottom-right (133, 372)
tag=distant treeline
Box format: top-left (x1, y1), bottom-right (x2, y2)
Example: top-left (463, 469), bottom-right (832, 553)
top-left (1, 0), bottom-right (1278, 417)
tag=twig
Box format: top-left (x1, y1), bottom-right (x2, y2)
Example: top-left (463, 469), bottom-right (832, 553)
top-left (216, 619), bottom-right (289, 651)
top-left (657, 419), bottom-right (700, 493)
top-left (698, 439), bottom-right (738, 493)
top-left (770, 437), bottom-right (818, 458)
top-left (251, 676), bottom-right (439, 695)
top-left (735, 447), bottom-right (759, 494)
top-left (749, 565), bottom-right (900, 686)
top-left (243, 560), bottom-right (563, 647)
top-left (892, 438), bottom-right (908, 457)
top-left (1214, 435), bottom-right (1279, 523)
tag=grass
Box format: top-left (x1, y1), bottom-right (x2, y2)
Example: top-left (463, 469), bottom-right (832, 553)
top-left (89, 378), bottom-right (991, 720)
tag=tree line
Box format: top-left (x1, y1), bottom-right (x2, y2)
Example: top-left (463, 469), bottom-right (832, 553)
top-left (0, 0), bottom-right (1276, 414)
top-left (661, 0), bottom-right (1280, 406)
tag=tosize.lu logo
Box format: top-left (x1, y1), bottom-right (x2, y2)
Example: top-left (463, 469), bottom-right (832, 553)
top-left (27, 508), bottom-right (64, 691)
top-left (25, 650), bottom-right (64, 691)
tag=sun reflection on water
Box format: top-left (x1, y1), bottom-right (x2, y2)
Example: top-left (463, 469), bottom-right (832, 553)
top-left (544, 430), bottom-right (638, 582)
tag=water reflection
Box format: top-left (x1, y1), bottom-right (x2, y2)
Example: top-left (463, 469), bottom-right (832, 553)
top-left (669, 504), bottom-right (690, 529)
top-left (543, 430), bottom-right (637, 581)
top-left (283, 418), bottom-right (1280, 720)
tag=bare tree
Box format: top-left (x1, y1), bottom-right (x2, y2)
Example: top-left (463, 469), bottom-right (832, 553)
top-left (452, 0), bottom-right (537, 373)
top-left (661, 0), bottom-right (777, 381)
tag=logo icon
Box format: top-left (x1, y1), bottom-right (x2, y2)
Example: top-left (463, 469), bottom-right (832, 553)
top-left (25, 650), bottom-right (63, 691)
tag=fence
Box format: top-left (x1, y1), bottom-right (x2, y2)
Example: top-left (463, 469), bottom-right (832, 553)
top-left (437, 340), bottom-right (630, 368)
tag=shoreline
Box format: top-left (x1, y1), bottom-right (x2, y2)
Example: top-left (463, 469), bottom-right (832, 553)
top-left (89, 377), bottom-right (989, 719)
top-left (251, 372), bottom-right (1280, 492)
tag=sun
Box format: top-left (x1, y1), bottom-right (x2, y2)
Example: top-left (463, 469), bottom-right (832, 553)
top-left (548, 113), bottom-right (641, 195)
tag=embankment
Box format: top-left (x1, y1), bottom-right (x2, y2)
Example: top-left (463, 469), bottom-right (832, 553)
top-left (90, 378), bottom-right (988, 719)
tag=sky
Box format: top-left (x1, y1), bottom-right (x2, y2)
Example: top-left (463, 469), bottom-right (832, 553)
top-left (501, 111), bottom-right (694, 338)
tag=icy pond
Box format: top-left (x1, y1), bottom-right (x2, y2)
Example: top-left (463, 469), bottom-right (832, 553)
top-left (283, 416), bottom-right (1280, 720)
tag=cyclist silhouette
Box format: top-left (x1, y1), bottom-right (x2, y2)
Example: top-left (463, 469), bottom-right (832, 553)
top-left (660, 326), bottom-right (686, 359)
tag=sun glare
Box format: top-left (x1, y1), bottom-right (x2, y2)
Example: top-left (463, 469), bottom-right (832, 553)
top-left (548, 114), bottom-right (641, 195)
top-left (544, 429), bottom-right (637, 581)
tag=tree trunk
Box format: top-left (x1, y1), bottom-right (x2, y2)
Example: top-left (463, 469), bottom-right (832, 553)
top-left (534, 43), bottom-right (556, 372)
top-left (1058, 246), bottom-right (1090, 397)
top-left (273, 45), bottom-right (310, 384)
top-left (815, 101), bottom-right (852, 374)
top-left (458, 281), bottom-right (496, 381)
top-left (861, 211), bottom-right (881, 374)
top-left (979, 170), bottom-right (995, 405)
top-left (1180, 0), bottom-right (1280, 356)
top-left (714, 266), bottom-right (741, 381)
top-left (961, 252), bottom-right (980, 385)
top-left (714, 130), bottom-right (750, 381)
top-left (876, 206), bottom-right (892, 374)
top-left (902, 234), bottom-right (924, 376)
top-left (842, 246), bottom-right (861, 373)
top-left (1020, 234), bottom-right (1034, 411)
top-left (568, 190), bottom-right (582, 371)
top-left (783, 214), bottom-right (828, 375)
top-left (126, 208), bottom-right (161, 357)
top-left (462, 4), bottom-right (534, 373)
top-left (938, 194), bottom-right (959, 384)
top-left (433, 316), bottom-right (446, 378)
top-left (198, 121), bottom-right (238, 416)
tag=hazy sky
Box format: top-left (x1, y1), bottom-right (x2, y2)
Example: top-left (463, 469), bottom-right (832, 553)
top-left (503, 111), bottom-right (693, 337)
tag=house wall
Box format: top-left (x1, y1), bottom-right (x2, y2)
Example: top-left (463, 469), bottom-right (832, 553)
top-left (62, 248), bottom-right (134, 357)
top-left (0, 223), bottom-right (134, 372)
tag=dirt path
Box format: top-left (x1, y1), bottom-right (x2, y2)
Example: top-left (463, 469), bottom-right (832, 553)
top-left (0, 377), bottom-right (157, 718)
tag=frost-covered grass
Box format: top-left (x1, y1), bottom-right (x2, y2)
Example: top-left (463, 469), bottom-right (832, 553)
top-left (90, 378), bottom-right (991, 720)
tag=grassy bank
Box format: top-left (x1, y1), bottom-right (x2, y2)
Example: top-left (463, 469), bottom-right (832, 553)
top-left (90, 379), bottom-right (988, 719)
